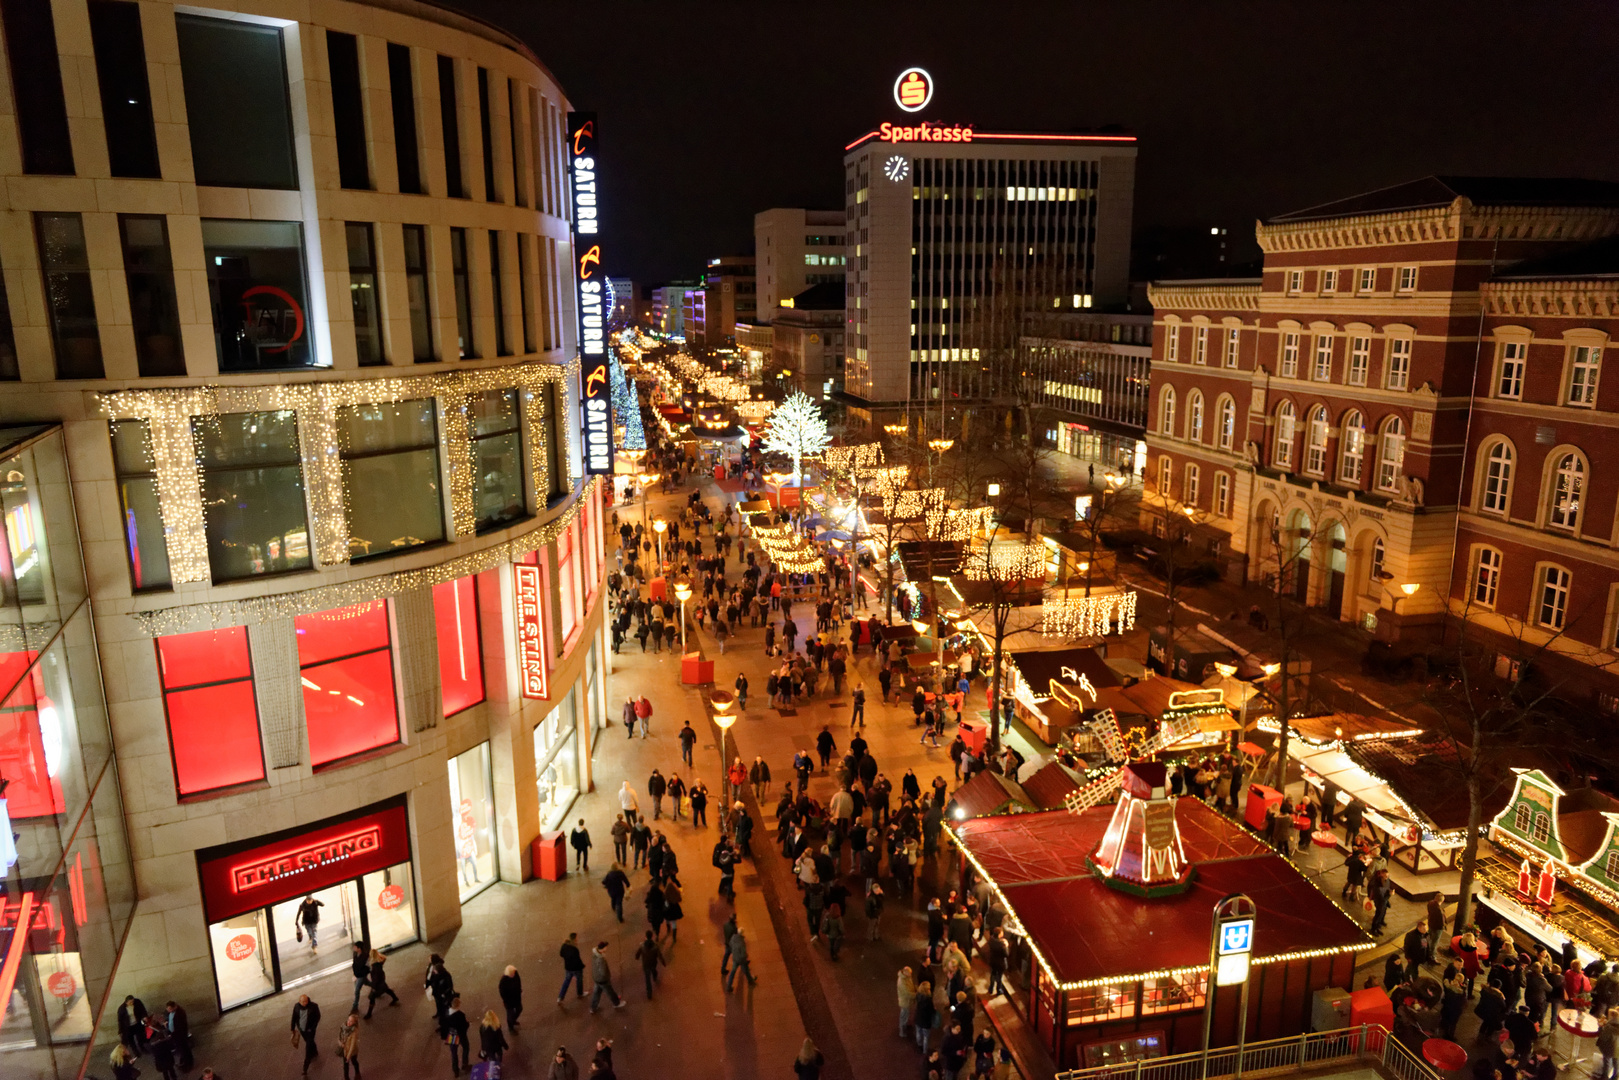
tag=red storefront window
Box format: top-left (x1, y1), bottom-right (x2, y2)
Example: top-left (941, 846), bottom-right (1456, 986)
top-left (557, 523), bottom-right (579, 645)
top-left (0, 660), bottom-right (64, 818)
top-left (157, 627), bottom-right (265, 796)
top-left (583, 496), bottom-right (601, 605)
top-left (432, 575), bottom-right (484, 717)
top-left (295, 601), bottom-right (400, 767)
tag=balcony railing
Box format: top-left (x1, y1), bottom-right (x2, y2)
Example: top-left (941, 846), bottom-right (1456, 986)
top-left (1057, 1025), bottom-right (1440, 1080)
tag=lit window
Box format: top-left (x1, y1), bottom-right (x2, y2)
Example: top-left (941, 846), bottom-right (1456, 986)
top-left (1513, 802), bottom-right (1531, 834)
top-left (1568, 345), bottom-right (1601, 407)
top-left (1184, 464), bottom-right (1200, 506)
top-left (201, 219), bottom-right (313, 372)
top-left (1547, 453), bottom-right (1584, 531)
top-left (1348, 337), bottom-right (1370, 386)
top-left (1398, 266), bottom-right (1417, 292)
top-left (1497, 341), bottom-right (1526, 399)
top-left (1164, 324), bottom-right (1179, 362)
top-left (1537, 566), bottom-right (1570, 630)
top-left (1322, 269), bottom-right (1338, 293)
top-left (338, 400), bottom-right (444, 560)
top-left (1224, 327), bottom-right (1240, 368)
top-left (1194, 326), bottom-right (1208, 364)
top-left (1218, 398), bottom-right (1236, 451)
top-left (1159, 386), bottom-right (1176, 436)
top-left (1473, 547), bottom-right (1502, 607)
top-left (1386, 338), bottom-right (1411, 390)
top-left (1481, 441), bottom-right (1513, 515)
top-left (1187, 392), bottom-right (1204, 443)
top-left (1377, 419), bottom-right (1406, 493)
top-left (1606, 849), bottom-right (1619, 881)
top-left (1533, 812), bottom-right (1551, 843)
top-left (1369, 537), bottom-right (1385, 583)
top-left (1358, 268), bottom-right (1375, 293)
top-left (470, 388), bottom-right (527, 529)
top-left (1280, 332), bottom-right (1300, 378)
top-left (1340, 411), bottom-right (1365, 485)
top-left (1215, 473), bottom-right (1231, 517)
top-left (296, 601), bottom-right (401, 767)
top-left (1304, 406), bottom-right (1328, 475)
top-left (193, 410), bottom-right (312, 583)
top-left (1287, 270), bottom-right (1302, 295)
top-left (1273, 401), bottom-right (1296, 468)
top-left (433, 575), bottom-right (485, 717)
top-left (157, 626), bottom-right (265, 796)
top-left (1313, 334), bottom-right (1334, 381)
top-left (1158, 455), bottom-right (1172, 496)
top-left (111, 420), bottom-right (171, 590)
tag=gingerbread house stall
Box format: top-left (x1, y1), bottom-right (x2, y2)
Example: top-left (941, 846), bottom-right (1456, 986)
top-left (949, 763), bottom-right (1369, 1071)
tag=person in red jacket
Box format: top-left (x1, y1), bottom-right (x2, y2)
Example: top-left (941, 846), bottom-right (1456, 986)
top-left (633, 696), bottom-right (652, 737)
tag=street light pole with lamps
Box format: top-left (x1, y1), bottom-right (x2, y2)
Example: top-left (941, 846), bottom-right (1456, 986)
top-left (673, 580), bottom-right (692, 654)
top-left (636, 471), bottom-right (661, 531)
top-left (653, 518), bottom-right (667, 572)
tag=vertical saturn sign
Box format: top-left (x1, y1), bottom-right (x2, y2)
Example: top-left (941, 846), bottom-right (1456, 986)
top-left (568, 112), bottom-right (613, 476)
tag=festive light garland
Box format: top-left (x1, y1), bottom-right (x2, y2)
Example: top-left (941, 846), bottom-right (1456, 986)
top-left (97, 361), bottom-right (575, 584)
top-left (962, 541), bottom-right (1045, 579)
top-left (887, 486), bottom-right (944, 519)
top-left (126, 478), bottom-right (599, 638)
top-left (1042, 591), bottom-right (1139, 638)
top-left (822, 442), bottom-right (884, 474)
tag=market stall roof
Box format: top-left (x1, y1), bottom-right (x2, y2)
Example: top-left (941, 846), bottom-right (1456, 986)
top-left (1007, 647), bottom-right (1122, 696)
top-left (1294, 743), bottom-right (1411, 825)
top-left (954, 802), bottom-right (1368, 987)
top-left (1022, 760), bottom-right (1083, 810)
top-left (1346, 732), bottom-right (1513, 833)
top-left (1557, 786), bottom-right (1619, 864)
top-left (1090, 675), bottom-right (1212, 719)
top-left (897, 540), bottom-right (964, 579)
top-left (1283, 711), bottom-right (1421, 744)
top-left (949, 770), bottom-right (1031, 818)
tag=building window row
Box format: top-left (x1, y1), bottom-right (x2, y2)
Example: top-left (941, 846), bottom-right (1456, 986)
top-left (1262, 400), bottom-right (1405, 494)
top-left (1283, 265), bottom-right (1420, 296)
top-left (1151, 451), bottom-right (1234, 521)
top-left (1490, 335), bottom-right (1608, 408)
top-left (1163, 323), bottom-right (1412, 391)
top-left (1471, 439), bottom-right (1596, 537)
top-left (1468, 545), bottom-right (1583, 639)
top-left (112, 382), bottom-right (565, 591)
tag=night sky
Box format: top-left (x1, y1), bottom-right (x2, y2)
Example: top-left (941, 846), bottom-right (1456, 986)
top-left (450, 0), bottom-right (1619, 286)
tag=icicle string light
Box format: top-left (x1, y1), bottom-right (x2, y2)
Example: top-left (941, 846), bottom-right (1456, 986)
top-left (97, 361), bottom-right (576, 584)
top-left (822, 442), bottom-right (884, 474)
top-left (1041, 591), bottom-right (1139, 638)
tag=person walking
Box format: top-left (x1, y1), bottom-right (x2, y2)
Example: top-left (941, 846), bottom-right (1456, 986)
top-left (337, 1011), bottom-right (362, 1080)
top-left (663, 878), bottom-right (685, 942)
top-left (618, 782), bottom-right (639, 824)
top-left (589, 941), bottom-right (627, 1013)
top-left (479, 1011), bottom-right (508, 1064)
top-left (986, 926), bottom-right (1010, 997)
top-left (690, 779), bottom-right (709, 827)
top-left (647, 770), bottom-right (667, 819)
top-left (290, 994), bottom-right (321, 1075)
top-left (499, 964), bottom-right (523, 1030)
top-left (635, 695), bottom-right (653, 737)
top-left (727, 758), bottom-right (748, 805)
top-left (913, 981), bottom-right (937, 1053)
top-left (610, 814), bottom-right (630, 864)
top-left (634, 930), bottom-right (664, 999)
top-left (866, 883), bottom-right (885, 940)
top-left (549, 1046), bottom-right (581, 1080)
top-left (1368, 869), bottom-right (1394, 934)
top-left (897, 966), bottom-right (917, 1038)
top-left (602, 863), bottom-right (630, 922)
top-left (630, 819), bottom-right (652, 870)
top-left (348, 942), bottom-right (371, 1014)
top-left (725, 927), bottom-right (756, 990)
top-left (793, 1038), bottom-right (825, 1080)
top-left (850, 684), bottom-right (866, 729)
top-left (558, 933), bottom-right (588, 1004)
top-left (679, 722), bottom-right (697, 767)
top-left (296, 893), bottom-right (324, 949)
top-left (621, 696), bottom-right (637, 738)
top-left (750, 756), bottom-right (771, 802)
top-left (569, 819), bottom-right (593, 871)
top-left (440, 996), bottom-right (470, 1077)
top-left (824, 904), bottom-right (846, 960)
top-left (735, 672), bottom-right (749, 709)
top-left (363, 950), bottom-right (398, 1017)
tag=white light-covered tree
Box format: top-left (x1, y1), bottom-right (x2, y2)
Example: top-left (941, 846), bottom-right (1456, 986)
top-left (761, 391), bottom-right (831, 488)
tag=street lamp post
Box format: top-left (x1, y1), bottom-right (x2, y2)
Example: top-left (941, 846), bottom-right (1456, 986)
top-left (711, 693), bottom-right (737, 828)
top-left (673, 580), bottom-right (692, 655)
top-left (653, 518), bottom-right (667, 572)
top-left (637, 472), bottom-right (661, 531)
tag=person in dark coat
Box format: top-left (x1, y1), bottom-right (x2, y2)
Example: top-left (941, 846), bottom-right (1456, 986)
top-left (570, 819), bottom-right (593, 871)
top-left (290, 995), bottom-right (321, 1075)
top-left (1503, 1004), bottom-right (1539, 1056)
top-left (1404, 920), bottom-right (1430, 970)
top-left (117, 995), bottom-right (149, 1052)
top-left (1474, 983), bottom-right (1508, 1038)
top-left (478, 1011), bottom-right (508, 1063)
top-left (149, 1031), bottom-right (179, 1080)
top-left (364, 949), bottom-right (398, 1017)
top-left (425, 955), bottom-right (455, 1024)
top-left (498, 965), bottom-right (523, 1029)
top-left (602, 864), bottom-right (630, 922)
top-left (440, 996), bottom-right (471, 1076)
top-left (559, 933), bottom-right (587, 1003)
top-left (164, 1001), bottom-right (192, 1069)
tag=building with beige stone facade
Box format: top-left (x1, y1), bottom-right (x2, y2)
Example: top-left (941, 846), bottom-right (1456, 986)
top-left (1145, 177), bottom-right (1619, 653)
top-left (0, 0), bottom-right (608, 1072)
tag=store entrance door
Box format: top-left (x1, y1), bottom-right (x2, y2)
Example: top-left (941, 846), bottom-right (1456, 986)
top-left (271, 882), bottom-right (362, 991)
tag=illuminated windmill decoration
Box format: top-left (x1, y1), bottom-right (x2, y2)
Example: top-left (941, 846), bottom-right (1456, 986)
top-left (1062, 690), bottom-right (1221, 814)
top-left (1087, 762), bottom-right (1195, 896)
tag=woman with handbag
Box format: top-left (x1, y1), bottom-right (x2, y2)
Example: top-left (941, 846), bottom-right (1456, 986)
top-left (337, 1012), bottom-right (361, 1080)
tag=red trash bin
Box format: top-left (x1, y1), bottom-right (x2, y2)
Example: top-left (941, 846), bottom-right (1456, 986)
top-left (532, 831), bottom-right (566, 881)
top-left (959, 719), bottom-right (986, 757)
top-left (1245, 783), bottom-right (1283, 831)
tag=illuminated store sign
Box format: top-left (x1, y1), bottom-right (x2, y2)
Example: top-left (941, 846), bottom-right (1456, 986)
top-left (880, 121), bottom-right (972, 144)
top-left (568, 112), bottom-right (613, 476)
top-left (230, 825), bottom-right (382, 893)
top-left (894, 67), bottom-right (933, 112)
top-left (514, 563), bottom-right (549, 699)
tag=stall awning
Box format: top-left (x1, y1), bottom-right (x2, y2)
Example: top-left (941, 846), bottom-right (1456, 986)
top-left (1294, 744), bottom-right (1414, 829)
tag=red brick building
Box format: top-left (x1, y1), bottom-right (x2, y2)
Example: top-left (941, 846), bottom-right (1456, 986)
top-left (1144, 177), bottom-right (1619, 675)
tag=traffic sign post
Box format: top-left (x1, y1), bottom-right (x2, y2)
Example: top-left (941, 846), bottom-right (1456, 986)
top-left (1202, 893), bottom-right (1257, 1080)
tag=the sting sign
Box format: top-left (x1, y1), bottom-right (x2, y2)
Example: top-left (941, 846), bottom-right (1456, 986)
top-left (514, 562), bottom-right (548, 699)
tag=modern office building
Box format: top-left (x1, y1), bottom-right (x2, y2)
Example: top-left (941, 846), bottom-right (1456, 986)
top-left (754, 208), bottom-right (846, 323)
top-left (839, 125), bottom-right (1137, 425)
top-left (690, 256), bottom-right (756, 347)
top-left (1024, 311), bottom-right (1152, 475)
top-left (771, 283), bottom-right (847, 401)
top-left (0, 0), bottom-right (608, 1066)
top-left (1145, 177), bottom-right (1619, 664)
top-left (651, 280), bottom-right (701, 339)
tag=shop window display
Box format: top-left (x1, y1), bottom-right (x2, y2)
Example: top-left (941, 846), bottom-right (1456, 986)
top-left (294, 601), bottom-right (400, 767)
top-left (447, 744), bottom-right (496, 901)
top-left (157, 626), bottom-right (265, 796)
top-left (534, 690), bottom-right (579, 831)
top-left (337, 400), bottom-right (444, 560)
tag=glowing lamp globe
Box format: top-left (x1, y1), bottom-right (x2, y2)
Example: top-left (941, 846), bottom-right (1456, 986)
top-left (673, 582), bottom-right (692, 603)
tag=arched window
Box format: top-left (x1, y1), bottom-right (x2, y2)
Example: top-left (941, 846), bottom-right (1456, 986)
top-left (1217, 397), bottom-right (1236, 450)
top-left (1304, 405), bottom-right (1329, 475)
top-left (1187, 391), bottom-right (1204, 443)
top-left (1340, 410), bottom-right (1365, 485)
top-left (1160, 386), bottom-right (1177, 436)
top-left (1369, 537), bottom-right (1385, 583)
top-left (1548, 453), bottom-right (1585, 531)
top-left (1272, 401), bottom-right (1296, 469)
top-left (1481, 440), bottom-right (1514, 515)
top-left (1376, 417), bottom-right (1406, 493)
top-left (1158, 454), bottom-right (1173, 496)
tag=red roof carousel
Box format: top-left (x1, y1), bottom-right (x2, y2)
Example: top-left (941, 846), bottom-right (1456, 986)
top-left (949, 762), bottom-right (1371, 1071)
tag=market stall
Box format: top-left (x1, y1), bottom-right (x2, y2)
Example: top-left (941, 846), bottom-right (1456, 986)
top-left (1005, 647), bottom-right (1123, 746)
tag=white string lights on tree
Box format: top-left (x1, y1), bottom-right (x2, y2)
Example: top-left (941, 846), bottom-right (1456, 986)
top-left (746, 521), bottom-right (825, 573)
top-left (822, 442), bottom-right (885, 474)
top-left (963, 542), bottom-right (1046, 581)
top-left (97, 359), bottom-right (575, 585)
top-left (1041, 591), bottom-right (1139, 638)
top-left (885, 486), bottom-right (944, 519)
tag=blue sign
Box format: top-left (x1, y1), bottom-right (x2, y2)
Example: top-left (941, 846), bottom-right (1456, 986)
top-left (1219, 918), bottom-right (1254, 956)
